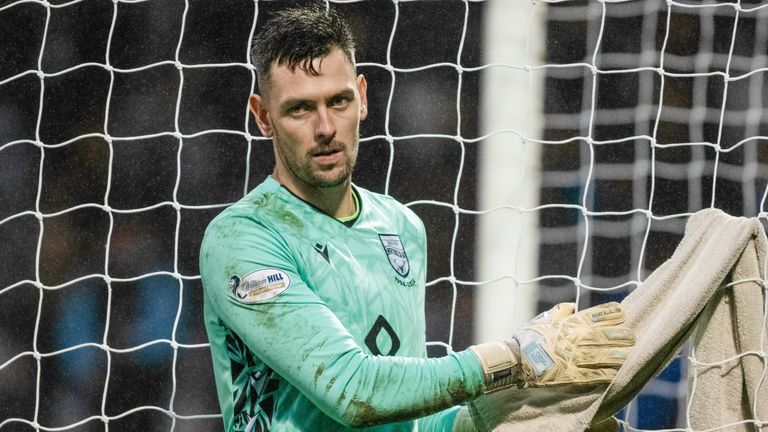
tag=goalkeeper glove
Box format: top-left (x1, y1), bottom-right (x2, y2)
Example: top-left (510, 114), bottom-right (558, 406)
top-left (469, 302), bottom-right (635, 392)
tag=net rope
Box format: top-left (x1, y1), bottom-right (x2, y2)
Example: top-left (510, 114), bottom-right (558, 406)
top-left (0, 0), bottom-right (766, 430)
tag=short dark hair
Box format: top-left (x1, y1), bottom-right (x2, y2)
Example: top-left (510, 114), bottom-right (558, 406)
top-left (251, 2), bottom-right (356, 88)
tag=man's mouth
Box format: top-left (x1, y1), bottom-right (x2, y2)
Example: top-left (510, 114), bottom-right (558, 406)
top-left (312, 149), bottom-right (341, 156)
top-left (311, 148), bottom-right (343, 164)
top-left (311, 144), bottom-right (344, 159)
top-left (311, 142), bottom-right (344, 154)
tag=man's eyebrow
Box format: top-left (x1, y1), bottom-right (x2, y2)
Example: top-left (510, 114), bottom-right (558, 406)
top-left (334, 88), bottom-right (355, 97)
top-left (281, 89), bottom-right (356, 110)
top-left (281, 98), bottom-right (315, 110)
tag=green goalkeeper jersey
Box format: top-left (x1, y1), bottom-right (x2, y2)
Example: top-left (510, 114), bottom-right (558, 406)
top-left (199, 176), bottom-right (484, 432)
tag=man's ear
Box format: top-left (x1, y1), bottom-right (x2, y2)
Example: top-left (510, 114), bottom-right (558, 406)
top-left (249, 94), bottom-right (273, 137)
top-left (357, 74), bottom-right (368, 121)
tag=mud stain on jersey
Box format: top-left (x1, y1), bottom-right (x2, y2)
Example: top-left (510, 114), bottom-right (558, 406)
top-left (250, 192), bottom-right (304, 231)
top-left (314, 364), bottom-right (325, 384)
top-left (259, 307), bottom-right (281, 329)
top-left (344, 378), bottom-right (474, 427)
top-left (325, 376), bottom-right (336, 394)
top-left (275, 209), bottom-right (303, 230)
top-left (248, 192), bottom-right (272, 208)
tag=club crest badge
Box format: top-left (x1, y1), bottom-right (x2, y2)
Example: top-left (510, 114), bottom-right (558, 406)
top-left (379, 234), bottom-right (410, 278)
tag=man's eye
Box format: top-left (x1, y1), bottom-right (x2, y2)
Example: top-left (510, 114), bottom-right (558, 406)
top-left (331, 96), bottom-right (351, 108)
top-left (287, 104), bottom-right (309, 115)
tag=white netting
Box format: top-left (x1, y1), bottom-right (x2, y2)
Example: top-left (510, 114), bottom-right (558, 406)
top-left (534, 1), bottom-right (768, 428)
top-left (0, 0), bottom-right (766, 431)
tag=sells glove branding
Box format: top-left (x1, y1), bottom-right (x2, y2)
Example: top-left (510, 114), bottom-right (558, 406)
top-left (590, 305), bottom-right (622, 323)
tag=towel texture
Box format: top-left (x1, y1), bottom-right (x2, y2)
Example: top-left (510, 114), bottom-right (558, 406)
top-left (468, 208), bottom-right (768, 431)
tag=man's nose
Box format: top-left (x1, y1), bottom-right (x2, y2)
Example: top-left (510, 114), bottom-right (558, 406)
top-left (315, 106), bottom-right (336, 143)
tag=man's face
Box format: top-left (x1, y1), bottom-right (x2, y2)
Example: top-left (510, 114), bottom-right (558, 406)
top-left (250, 48), bottom-right (367, 191)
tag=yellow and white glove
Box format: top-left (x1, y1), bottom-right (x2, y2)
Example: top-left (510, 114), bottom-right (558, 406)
top-left (469, 302), bottom-right (635, 392)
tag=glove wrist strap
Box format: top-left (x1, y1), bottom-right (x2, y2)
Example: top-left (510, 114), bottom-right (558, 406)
top-left (468, 341), bottom-right (520, 393)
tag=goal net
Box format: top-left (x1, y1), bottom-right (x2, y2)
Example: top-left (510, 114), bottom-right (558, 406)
top-left (0, 0), bottom-right (766, 430)
top-left (528, 1), bottom-right (768, 428)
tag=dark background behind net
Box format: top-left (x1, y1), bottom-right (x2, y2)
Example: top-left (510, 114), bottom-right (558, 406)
top-left (0, 0), bottom-right (482, 430)
top-left (538, 0), bottom-right (768, 428)
top-left (3, 0), bottom-right (768, 430)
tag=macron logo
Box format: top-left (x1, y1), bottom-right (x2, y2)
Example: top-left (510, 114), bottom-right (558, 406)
top-left (313, 243), bottom-right (330, 264)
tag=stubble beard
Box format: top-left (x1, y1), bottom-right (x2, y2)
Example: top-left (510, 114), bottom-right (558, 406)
top-left (274, 130), bottom-right (357, 189)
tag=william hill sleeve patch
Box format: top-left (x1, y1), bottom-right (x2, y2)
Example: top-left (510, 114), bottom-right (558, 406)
top-left (229, 269), bottom-right (291, 303)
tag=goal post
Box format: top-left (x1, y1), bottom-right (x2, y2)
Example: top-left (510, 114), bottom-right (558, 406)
top-left (475, 0), bottom-right (544, 341)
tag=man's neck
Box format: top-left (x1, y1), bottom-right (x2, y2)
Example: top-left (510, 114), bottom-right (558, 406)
top-left (272, 172), bottom-right (355, 219)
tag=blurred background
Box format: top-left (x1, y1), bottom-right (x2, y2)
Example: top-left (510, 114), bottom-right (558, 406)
top-left (1, 0), bottom-right (767, 430)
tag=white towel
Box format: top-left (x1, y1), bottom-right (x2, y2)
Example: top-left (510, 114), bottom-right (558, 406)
top-left (467, 208), bottom-right (768, 431)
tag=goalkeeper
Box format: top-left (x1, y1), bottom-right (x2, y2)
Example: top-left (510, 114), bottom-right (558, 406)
top-left (199, 3), bottom-right (635, 431)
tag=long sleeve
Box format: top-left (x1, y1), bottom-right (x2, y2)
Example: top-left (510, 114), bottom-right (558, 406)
top-left (201, 202), bottom-right (485, 430)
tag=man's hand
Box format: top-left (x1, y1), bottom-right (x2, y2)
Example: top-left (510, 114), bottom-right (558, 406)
top-left (469, 302), bottom-right (635, 392)
top-left (510, 302), bottom-right (635, 388)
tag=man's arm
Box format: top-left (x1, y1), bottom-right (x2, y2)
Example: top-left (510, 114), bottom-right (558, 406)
top-left (201, 215), bottom-right (486, 428)
top-left (201, 214), bottom-right (634, 430)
